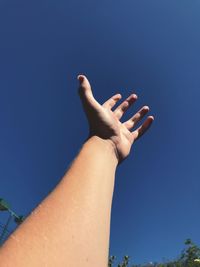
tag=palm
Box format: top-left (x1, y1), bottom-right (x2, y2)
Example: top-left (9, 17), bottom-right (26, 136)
top-left (78, 75), bottom-right (154, 162)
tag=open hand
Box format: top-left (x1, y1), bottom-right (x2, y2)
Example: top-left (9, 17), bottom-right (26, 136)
top-left (78, 74), bottom-right (154, 163)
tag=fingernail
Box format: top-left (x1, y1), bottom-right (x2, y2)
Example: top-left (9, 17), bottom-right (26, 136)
top-left (77, 75), bottom-right (84, 84)
top-left (132, 94), bottom-right (137, 99)
top-left (143, 105), bottom-right (149, 110)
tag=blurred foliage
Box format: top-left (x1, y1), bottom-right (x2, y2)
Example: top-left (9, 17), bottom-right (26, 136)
top-left (108, 239), bottom-right (200, 267)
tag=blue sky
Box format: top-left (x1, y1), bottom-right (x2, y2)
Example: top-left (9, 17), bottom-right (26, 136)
top-left (0, 0), bottom-right (200, 264)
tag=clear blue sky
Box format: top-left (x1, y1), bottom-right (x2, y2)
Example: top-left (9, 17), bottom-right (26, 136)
top-left (0, 0), bottom-right (200, 265)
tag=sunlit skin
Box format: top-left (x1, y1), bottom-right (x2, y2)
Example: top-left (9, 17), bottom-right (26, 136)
top-left (78, 75), bottom-right (154, 162)
top-left (0, 75), bottom-right (154, 267)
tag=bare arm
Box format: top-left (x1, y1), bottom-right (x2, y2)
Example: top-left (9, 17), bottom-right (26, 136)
top-left (0, 75), bottom-right (154, 267)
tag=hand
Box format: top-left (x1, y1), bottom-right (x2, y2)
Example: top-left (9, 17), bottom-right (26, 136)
top-left (78, 74), bottom-right (154, 163)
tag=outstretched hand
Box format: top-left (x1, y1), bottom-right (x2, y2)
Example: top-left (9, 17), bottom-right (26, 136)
top-left (78, 74), bottom-right (154, 163)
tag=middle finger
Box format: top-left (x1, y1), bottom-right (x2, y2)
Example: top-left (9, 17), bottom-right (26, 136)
top-left (113, 94), bottom-right (137, 119)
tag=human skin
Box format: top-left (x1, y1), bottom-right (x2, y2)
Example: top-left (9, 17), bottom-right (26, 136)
top-left (0, 75), bottom-right (154, 266)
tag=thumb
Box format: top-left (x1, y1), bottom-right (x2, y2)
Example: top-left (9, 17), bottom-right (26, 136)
top-left (77, 74), bottom-right (100, 110)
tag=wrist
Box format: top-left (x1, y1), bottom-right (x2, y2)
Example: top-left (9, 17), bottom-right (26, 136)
top-left (86, 135), bottom-right (119, 165)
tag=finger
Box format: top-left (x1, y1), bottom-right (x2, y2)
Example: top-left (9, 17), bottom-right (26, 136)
top-left (123, 106), bottom-right (150, 130)
top-left (132, 116), bottom-right (154, 141)
top-left (102, 94), bottom-right (122, 109)
top-left (77, 74), bottom-right (101, 110)
top-left (114, 94), bottom-right (137, 119)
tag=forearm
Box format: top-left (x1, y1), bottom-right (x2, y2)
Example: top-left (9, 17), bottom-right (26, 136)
top-left (0, 136), bottom-right (118, 267)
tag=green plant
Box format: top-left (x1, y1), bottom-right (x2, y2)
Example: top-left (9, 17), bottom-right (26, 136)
top-left (108, 239), bottom-right (200, 267)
